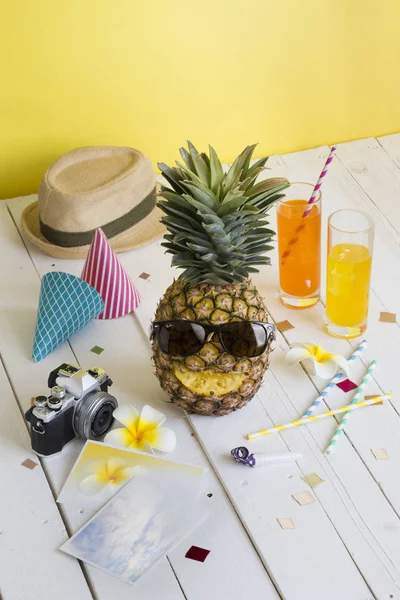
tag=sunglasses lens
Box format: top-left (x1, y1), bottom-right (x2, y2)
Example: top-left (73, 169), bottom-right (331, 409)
top-left (221, 323), bottom-right (270, 357)
top-left (158, 322), bottom-right (206, 356)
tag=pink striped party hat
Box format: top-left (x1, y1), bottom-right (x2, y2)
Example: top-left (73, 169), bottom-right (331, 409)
top-left (81, 228), bottom-right (141, 320)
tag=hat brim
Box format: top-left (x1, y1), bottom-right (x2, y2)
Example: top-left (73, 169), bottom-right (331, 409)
top-left (21, 197), bottom-right (166, 259)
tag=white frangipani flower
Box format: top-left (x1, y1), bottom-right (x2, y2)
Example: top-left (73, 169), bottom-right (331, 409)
top-left (285, 343), bottom-right (349, 379)
top-left (104, 404), bottom-right (176, 454)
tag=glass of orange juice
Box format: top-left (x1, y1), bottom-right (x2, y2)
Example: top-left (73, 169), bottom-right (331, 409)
top-left (326, 209), bottom-right (374, 338)
top-left (277, 182), bottom-right (321, 308)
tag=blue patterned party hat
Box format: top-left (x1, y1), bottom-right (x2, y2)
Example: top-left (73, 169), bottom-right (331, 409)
top-left (32, 272), bottom-right (104, 362)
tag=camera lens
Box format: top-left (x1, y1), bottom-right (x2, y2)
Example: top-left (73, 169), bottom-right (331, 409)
top-left (92, 403), bottom-right (114, 437)
top-left (74, 391), bottom-right (117, 440)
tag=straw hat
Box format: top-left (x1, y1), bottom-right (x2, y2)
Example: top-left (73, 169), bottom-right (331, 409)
top-left (21, 146), bottom-right (165, 259)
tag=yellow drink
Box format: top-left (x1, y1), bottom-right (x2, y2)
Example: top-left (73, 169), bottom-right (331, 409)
top-left (326, 243), bottom-right (372, 328)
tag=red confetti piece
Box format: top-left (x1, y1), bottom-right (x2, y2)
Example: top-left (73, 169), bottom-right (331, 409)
top-left (139, 272), bottom-right (151, 280)
top-left (185, 545), bottom-right (210, 563)
top-left (336, 379), bottom-right (358, 393)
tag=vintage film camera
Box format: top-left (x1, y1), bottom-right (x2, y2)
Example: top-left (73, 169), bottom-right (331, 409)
top-left (25, 363), bottom-right (117, 457)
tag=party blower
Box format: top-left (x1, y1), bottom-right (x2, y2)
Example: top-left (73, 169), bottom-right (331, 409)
top-left (231, 446), bottom-right (303, 467)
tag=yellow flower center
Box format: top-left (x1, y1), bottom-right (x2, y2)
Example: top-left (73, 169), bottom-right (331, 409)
top-left (123, 418), bottom-right (160, 449)
top-left (313, 344), bottom-right (334, 363)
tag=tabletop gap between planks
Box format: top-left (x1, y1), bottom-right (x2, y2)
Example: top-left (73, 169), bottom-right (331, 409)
top-left (334, 151), bottom-right (400, 244)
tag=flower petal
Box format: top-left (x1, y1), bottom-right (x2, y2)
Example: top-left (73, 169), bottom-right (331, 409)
top-left (314, 359), bottom-right (338, 379)
top-left (332, 354), bottom-right (350, 376)
top-left (112, 405), bottom-right (140, 432)
top-left (137, 405), bottom-right (166, 435)
top-left (104, 427), bottom-right (135, 448)
top-left (129, 439), bottom-right (154, 454)
top-left (145, 427), bottom-right (177, 453)
top-left (302, 343), bottom-right (318, 355)
top-left (79, 474), bottom-right (107, 496)
top-left (286, 347), bottom-right (312, 367)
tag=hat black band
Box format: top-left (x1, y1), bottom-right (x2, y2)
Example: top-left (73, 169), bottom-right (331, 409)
top-left (40, 187), bottom-right (156, 248)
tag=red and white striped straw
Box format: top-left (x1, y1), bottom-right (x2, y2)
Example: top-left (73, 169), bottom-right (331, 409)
top-left (302, 146), bottom-right (336, 218)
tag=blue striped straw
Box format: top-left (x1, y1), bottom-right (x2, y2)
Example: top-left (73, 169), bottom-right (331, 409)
top-left (303, 340), bottom-right (368, 418)
top-left (325, 360), bottom-right (377, 455)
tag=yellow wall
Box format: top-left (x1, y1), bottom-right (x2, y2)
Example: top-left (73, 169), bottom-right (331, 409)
top-left (1, 1), bottom-right (400, 199)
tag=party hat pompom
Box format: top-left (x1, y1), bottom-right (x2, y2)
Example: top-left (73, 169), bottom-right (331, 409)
top-left (32, 272), bottom-right (104, 362)
top-left (81, 229), bottom-right (141, 320)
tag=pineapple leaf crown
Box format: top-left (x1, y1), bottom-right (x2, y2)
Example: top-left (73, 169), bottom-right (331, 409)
top-left (157, 142), bottom-right (289, 285)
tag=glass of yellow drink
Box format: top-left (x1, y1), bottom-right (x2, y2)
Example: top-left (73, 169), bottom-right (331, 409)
top-left (325, 209), bottom-right (374, 338)
top-left (277, 182), bottom-right (321, 308)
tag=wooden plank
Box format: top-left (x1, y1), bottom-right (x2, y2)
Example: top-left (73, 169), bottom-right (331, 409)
top-left (0, 202), bottom-right (186, 600)
top-left (274, 144), bottom-right (400, 476)
top-left (0, 361), bottom-right (92, 600)
top-left (335, 136), bottom-right (400, 237)
top-left (3, 201), bottom-right (279, 599)
top-left (255, 148), bottom-right (400, 593)
top-left (377, 133), bottom-right (400, 170)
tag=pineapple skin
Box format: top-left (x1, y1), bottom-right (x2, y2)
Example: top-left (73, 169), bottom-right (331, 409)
top-left (152, 277), bottom-right (273, 416)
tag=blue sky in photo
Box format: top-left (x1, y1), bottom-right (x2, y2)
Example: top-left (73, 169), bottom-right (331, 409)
top-left (62, 474), bottom-right (203, 583)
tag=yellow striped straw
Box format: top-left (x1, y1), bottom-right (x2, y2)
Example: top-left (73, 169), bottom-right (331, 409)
top-left (247, 394), bottom-right (391, 440)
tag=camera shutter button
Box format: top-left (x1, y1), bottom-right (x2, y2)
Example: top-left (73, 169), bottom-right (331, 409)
top-left (47, 397), bottom-right (62, 410)
top-left (47, 387), bottom-right (65, 410)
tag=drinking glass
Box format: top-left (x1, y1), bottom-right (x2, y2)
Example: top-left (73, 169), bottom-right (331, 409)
top-left (277, 182), bottom-right (321, 308)
top-left (325, 209), bottom-right (374, 338)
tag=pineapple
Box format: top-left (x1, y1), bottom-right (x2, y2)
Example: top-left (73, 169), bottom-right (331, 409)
top-left (152, 142), bottom-right (289, 416)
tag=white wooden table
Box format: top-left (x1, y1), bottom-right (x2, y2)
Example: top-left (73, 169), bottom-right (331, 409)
top-left (2, 135), bottom-right (400, 600)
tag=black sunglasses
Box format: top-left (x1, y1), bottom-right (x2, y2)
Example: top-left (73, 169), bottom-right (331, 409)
top-left (151, 321), bottom-right (275, 358)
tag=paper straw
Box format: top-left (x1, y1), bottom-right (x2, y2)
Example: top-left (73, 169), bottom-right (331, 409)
top-left (303, 339), bottom-right (368, 417)
top-left (302, 146), bottom-right (337, 218)
top-left (281, 146), bottom-right (336, 265)
top-left (247, 394), bottom-right (389, 440)
top-left (325, 360), bottom-right (377, 455)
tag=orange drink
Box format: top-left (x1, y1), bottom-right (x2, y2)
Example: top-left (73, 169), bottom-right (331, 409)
top-left (325, 210), bottom-right (374, 338)
top-left (277, 183), bottom-right (321, 308)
